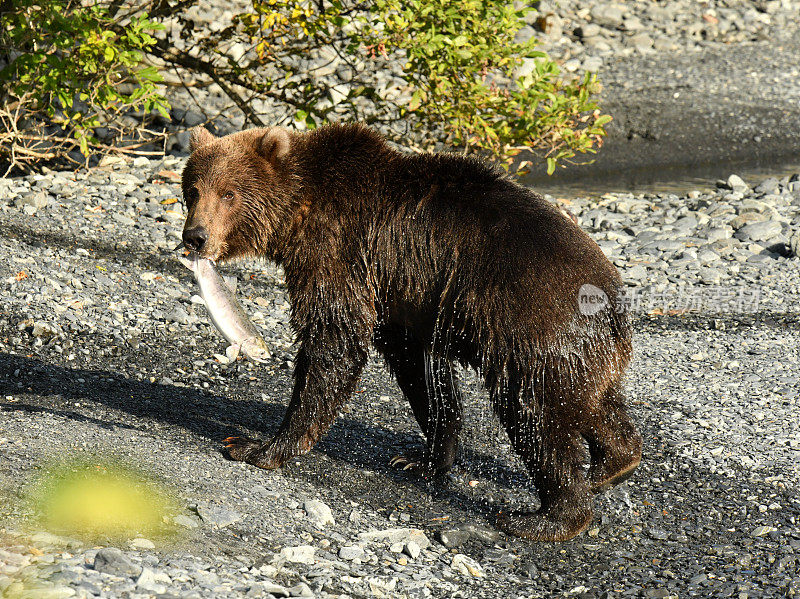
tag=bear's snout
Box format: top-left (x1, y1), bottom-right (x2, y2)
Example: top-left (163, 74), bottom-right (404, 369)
top-left (183, 226), bottom-right (209, 253)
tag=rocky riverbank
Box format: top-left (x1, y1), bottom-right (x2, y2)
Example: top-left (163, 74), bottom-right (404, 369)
top-left (1, 158), bottom-right (799, 598)
top-left (524, 0), bottom-right (800, 185)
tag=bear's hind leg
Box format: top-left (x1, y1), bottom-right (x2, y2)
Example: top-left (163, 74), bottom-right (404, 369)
top-left (584, 381), bottom-right (642, 494)
top-left (492, 384), bottom-right (593, 542)
top-left (375, 328), bottom-right (462, 478)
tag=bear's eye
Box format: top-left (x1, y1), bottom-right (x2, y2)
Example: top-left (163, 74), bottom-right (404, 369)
top-left (186, 188), bottom-right (199, 205)
top-left (221, 191), bottom-right (234, 202)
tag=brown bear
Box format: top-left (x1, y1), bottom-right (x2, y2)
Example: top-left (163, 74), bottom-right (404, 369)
top-left (181, 123), bottom-right (642, 542)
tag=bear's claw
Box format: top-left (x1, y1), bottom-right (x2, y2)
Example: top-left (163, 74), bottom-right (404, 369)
top-left (223, 436), bottom-right (259, 460)
top-left (389, 455), bottom-right (420, 471)
top-left (589, 456), bottom-right (640, 494)
top-left (389, 452), bottom-right (452, 479)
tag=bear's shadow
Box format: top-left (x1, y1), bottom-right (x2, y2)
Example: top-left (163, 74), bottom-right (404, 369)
top-left (0, 352), bottom-right (531, 522)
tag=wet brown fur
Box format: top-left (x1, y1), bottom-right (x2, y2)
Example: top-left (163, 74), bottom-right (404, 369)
top-left (182, 123), bottom-right (642, 542)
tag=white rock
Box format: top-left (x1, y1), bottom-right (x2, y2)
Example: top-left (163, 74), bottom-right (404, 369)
top-left (137, 567), bottom-right (167, 594)
top-left (304, 499), bottom-right (335, 527)
top-left (228, 42), bottom-right (247, 63)
top-left (129, 538), bottom-right (155, 550)
top-left (366, 575), bottom-right (398, 596)
top-left (357, 528), bottom-right (430, 549)
top-left (31, 321), bottom-right (58, 339)
top-left (277, 545), bottom-right (316, 564)
top-left (403, 541), bottom-right (421, 559)
top-left (329, 84), bottom-right (350, 105)
top-left (287, 582), bottom-right (315, 597)
top-left (727, 174), bottom-right (749, 192)
top-left (451, 553), bottom-right (485, 577)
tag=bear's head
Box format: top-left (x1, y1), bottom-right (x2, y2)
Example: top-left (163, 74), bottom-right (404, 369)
top-left (180, 126), bottom-right (297, 262)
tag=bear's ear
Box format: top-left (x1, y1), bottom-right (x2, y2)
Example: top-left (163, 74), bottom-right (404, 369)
top-left (258, 127), bottom-right (291, 163)
top-left (190, 126), bottom-right (215, 152)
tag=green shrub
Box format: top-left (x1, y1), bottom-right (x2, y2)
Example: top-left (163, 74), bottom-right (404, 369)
top-left (1, 0), bottom-right (609, 175)
top-left (0, 0), bottom-right (168, 171)
top-left (367, 0), bottom-right (609, 173)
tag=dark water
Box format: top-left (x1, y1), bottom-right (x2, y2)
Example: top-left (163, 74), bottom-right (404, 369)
top-left (522, 155), bottom-right (800, 199)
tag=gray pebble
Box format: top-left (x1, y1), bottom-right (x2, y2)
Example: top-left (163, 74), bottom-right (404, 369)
top-left (733, 220), bottom-right (783, 242)
top-left (166, 306), bottom-right (191, 324)
top-left (196, 504), bottom-right (243, 528)
top-left (357, 528), bottom-right (430, 550)
top-left (755, 177), bottom-right (780, 194)
top-left (174, 514), bottom-right (201, 528)
top-left (591, 4), bottom-right (625, 28)
top-left (437, 529), bottom-right (471, 549)
top-left (338, 545), bottom-right (366, 561)
top-left (627, 32), bottom-right (654, 51)
top-left (93, 547), bottom-right (142, 578)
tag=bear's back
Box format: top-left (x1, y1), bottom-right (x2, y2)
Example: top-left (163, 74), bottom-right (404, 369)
top-left (387, 151), bottom-right (618, 290)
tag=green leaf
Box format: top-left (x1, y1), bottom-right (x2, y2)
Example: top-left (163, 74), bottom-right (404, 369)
top-left (408, 89), bottom-right (422, 111)
top-left (594, 114), bottom-right (613, 127)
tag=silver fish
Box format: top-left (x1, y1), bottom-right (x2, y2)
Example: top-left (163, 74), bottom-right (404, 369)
top-left (178, 251), bottom-right (271, 363)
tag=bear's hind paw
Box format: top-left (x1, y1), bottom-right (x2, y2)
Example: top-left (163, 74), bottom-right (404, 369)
top-left (496, 507), bottom-right (592, 542)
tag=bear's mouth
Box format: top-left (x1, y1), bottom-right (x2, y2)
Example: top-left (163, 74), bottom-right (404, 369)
top-left (174, 242), bottom-right (219, 265)
top-left (196, 240), bottom-right (224, 263)
top-left (203, 246), bottom-right (227, 264)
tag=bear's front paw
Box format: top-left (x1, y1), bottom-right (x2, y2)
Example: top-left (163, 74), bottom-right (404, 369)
top-left (588, 432), bottom-right (642, 494)
top-left (223, 436), bottom-right (285, 470)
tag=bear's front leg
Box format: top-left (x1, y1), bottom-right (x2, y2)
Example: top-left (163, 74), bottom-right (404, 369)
top-left (225, 316), bottom-right (370, 469)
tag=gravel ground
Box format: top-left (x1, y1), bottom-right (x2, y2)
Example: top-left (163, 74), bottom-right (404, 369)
top-left (1, 160), bottom-right (799, 598)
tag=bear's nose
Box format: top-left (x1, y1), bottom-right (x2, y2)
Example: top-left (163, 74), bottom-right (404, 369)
top-left (183, 226), bottom-right (208, 252)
